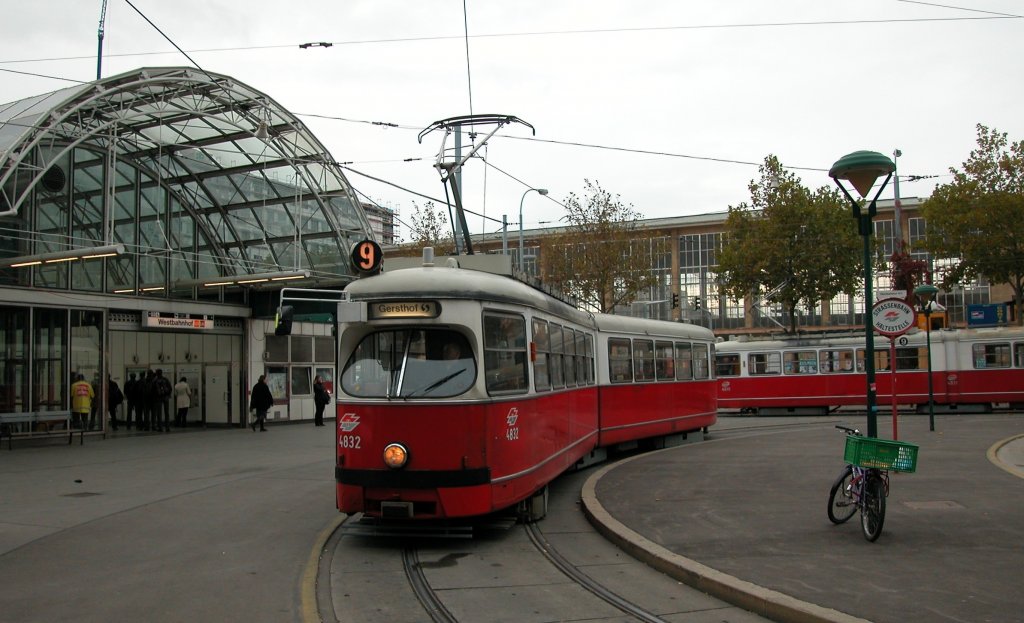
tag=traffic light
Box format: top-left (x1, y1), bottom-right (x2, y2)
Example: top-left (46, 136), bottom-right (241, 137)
top-left (672, 293), bottom-right (679, 308)
top-left (275, 305), bottom-right (294, 336)
top-left (693, 297), bottom-right (702, 311)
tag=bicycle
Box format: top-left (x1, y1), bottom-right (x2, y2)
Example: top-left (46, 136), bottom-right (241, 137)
top-left (827, 425), bottom-right (918, 542)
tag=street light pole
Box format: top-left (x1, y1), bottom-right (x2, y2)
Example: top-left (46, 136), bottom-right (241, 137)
top-left (830, 151), bottom-right (896, 439)
top-left (915, 283), bottom-right (939, 432)
top-left (518, 188), bottom-right (548, 273)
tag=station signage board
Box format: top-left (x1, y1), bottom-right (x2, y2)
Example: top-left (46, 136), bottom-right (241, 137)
top-left (872, 298), bottom-right (915, 337)
top-left (145, 313), bottom-right (214, 330)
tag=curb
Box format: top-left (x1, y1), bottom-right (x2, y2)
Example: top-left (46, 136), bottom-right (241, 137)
top-left (580, 453), bottom-right (870, 623)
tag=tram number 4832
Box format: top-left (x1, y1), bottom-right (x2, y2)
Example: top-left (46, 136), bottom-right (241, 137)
top-left (339, 435), bottom-right (362, 449)
top-left (505, 427), bottom-right (519, 441)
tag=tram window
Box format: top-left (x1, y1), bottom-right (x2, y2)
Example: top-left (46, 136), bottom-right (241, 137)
top-left (585, 334), bottom-right (595, 384)
top-left (563, 328), bottom-right (577, 387)
top-left (715, 353), bottom-right (741, 377)
top-left (675, 342), bottom-right (693, 380)
top-left (634, 340), bottom-right (655, 381)
top-left (341, 329), bottom-right (476, 398)
top-left (655, 341), bottom-right (674, 380)
top-left (783, 351), bottom-right (818, 374)
top-left (973, 342), bottom-right (1011, 369)
top-left (894, 347), bottom-right (924, 370)
top-left (532, 319), bottom-right (551, 391)
top-left (575, 331), bottom-right (587, 385)
top-left (693, 344), bottom-right (710, 380)
top-left (609, 338), bottom-right (632, 383)
top-left (749, 352), bottom-right (781, 375)
top-left (819, 349), bottom-right (853, 373)
top-left (1016, 343), bottom-right (1024, 368)
top-left (484, 313), bottom-right (528, 394)
top-left (550, 324), bottom-right (565, 388)
top-left (855, 349), bottom-right (866, 372)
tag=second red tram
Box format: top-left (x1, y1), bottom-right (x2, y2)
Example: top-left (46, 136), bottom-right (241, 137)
top-left (715, 327), bottom-right (1024, 415)
top-left (333, 255), bottom-right (716, 521)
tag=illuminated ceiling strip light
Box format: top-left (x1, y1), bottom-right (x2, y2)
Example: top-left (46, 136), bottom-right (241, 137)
top-left (189, 270), bottom-right (312, 288)
top-left (0, 244), bottom-right (126, 269)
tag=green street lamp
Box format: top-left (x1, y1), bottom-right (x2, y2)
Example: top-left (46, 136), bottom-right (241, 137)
top-left (830, 150), bottom-right (896, 438)
top-left (914, 283), bottom-right (940, 432)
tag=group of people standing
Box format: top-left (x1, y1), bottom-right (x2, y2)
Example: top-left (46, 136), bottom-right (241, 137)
top-left (115, 370), bottom-right (191, 432)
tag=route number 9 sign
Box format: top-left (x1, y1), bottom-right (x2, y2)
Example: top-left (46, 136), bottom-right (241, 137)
top-left (351, 239), bottom-right (382, 275)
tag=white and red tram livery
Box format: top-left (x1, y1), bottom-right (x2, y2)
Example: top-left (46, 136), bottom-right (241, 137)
top-left (333, 255), bottom-right (716, 520)
top-left (715, 327), bottom-right (1024, 415)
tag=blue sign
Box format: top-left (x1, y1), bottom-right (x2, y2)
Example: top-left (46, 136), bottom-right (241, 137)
top-left (967, 303), bottom-right (1007, 327)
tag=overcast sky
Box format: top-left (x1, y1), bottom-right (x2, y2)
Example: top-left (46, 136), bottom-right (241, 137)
top-left (2, 1), bottom-right (1021, 241)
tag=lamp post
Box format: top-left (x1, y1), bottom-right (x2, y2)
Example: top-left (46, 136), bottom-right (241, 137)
top-left (518, 188), bottom-right (548, 272)
top-left (829, 151), bottom-right (896, 439)
top-left (914, 283), bottom-right (939, 432)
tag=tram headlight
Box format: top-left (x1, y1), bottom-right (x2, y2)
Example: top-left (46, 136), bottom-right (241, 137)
top-left (382, 443), bottom-right (409, 469)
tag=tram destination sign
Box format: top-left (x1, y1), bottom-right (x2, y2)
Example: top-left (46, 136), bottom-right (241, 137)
top-left (872, 298), bottom-right (915, 337)
top-left (368, 301), bottom-right (441, 319)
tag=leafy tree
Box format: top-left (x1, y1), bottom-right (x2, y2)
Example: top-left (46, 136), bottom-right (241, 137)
top-left (921, 124), bottom-right (1024, 325)
top-left (407, 201), bottom-right (456, 256)
top-left (541, 180), bottom-right (657, 314)
top-left (717, 155), bottom-right (862, 333)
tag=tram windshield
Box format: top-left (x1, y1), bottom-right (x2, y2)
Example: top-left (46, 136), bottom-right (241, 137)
top-left (341, 329), bottom-right (476, 398)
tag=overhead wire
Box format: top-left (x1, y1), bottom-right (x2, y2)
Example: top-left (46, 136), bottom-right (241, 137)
top-left (2, 13), bottom-right (1020, 67)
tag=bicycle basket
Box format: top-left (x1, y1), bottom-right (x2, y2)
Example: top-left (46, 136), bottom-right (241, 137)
top-left (844, 436), bottom-right (919, 473)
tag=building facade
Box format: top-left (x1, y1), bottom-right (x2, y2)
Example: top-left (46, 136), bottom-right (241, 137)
top-left (0, 67), bottom-right (374, 437)
top-left (461, 197), bottom-right (1004, 337)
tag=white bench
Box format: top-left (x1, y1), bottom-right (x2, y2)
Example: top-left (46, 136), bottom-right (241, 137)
top-left (0, 411), bottom-right (80, 450)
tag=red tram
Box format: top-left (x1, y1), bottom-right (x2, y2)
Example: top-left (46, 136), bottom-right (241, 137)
top-left (715, 327), bottom-right (1024, 415)
top-left (333, 254), bottom-right (717, 521)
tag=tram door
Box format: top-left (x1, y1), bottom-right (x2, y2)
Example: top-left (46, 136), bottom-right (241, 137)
top-left (204, 364), bottom-right (231, 424)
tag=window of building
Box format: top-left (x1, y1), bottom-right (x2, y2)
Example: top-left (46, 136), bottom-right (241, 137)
top-left (291, 366), bottom-right (312, 396)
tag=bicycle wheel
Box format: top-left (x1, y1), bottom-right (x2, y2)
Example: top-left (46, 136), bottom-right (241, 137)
top-left (860, 473), bottom-right (886, 542)
top-left (827, 465), bottom-right (857, 524)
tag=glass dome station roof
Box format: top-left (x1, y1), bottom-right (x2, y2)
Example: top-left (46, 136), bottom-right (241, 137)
top-left (0, 66), bottom-right (374, 291)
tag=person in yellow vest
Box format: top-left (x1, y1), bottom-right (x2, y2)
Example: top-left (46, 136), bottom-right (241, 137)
top-left (71, 374), bottom-right (94, 430)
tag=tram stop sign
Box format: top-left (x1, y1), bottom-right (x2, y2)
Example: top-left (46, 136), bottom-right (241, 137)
top-left (872, 298), bottom-right (916, 337)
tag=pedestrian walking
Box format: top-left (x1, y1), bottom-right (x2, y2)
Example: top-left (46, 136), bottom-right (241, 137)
top-left (70, 374), bottom-right (94, 430)
top-left (249, 375), bottom-right (273, 432)
top-left (173, 376), bottom-right (191, 427)
top-left (313, 375), bottom-right (330, 426)
top-left (108, 375), bottom-right (123, 431)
